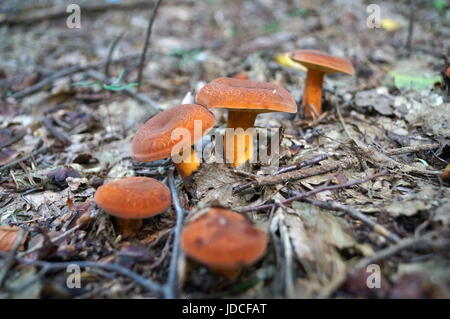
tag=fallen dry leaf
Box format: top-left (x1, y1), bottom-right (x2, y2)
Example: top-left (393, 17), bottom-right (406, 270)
top-left (0, 226), bottom-right (28, 252)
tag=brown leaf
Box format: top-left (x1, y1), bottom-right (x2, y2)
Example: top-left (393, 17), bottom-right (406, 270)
top-left (0, 226), bottom-right (28, 252)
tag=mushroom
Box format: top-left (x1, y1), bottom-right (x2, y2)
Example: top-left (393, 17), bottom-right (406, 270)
top-left (442, 163), bottom-right (450, 183)
top-left (94, 176), bottom-right (171, 237)
top-left (180, 208), bottom-right (267, 279)
top-left (195, 77), bottom-right (297, 166)
top-left (132, 104), bottom-right (216, 178)
top-left (289, 49), bottom-right (355, 119)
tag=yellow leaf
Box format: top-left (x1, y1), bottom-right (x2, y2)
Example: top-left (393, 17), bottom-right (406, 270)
top-left (381, 19), bottom-right (402, 32)
top-left (275, 52), bottom-right (307, 72)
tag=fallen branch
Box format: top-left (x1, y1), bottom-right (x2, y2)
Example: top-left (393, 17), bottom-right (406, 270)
top-left (300, 198), bottom-right (400, 243)
top-left (385, 143), bottom-right (440, 156)
top-left (0, 140), bottom-right (48, 174)
top-left (40, 114), bottom-right (71, 145)
top-left (8, 259), bottom-right (164, 295)
top-left (233, 154), bottom-right (330, 193)
top-left (245, 156), bottom-right (360, 191)
top-left (136, 0), bottom-right (163, 92)
top-left (0, 1), bottom-right (191, 26)
top-left (236, 170), bottom-right (387, 213)
top-left (10, 54), bottom-right (139, 100)
top-left (352, 232), bottom-right (449, 270)
top-left (163, 169), bottom-right (186, 299)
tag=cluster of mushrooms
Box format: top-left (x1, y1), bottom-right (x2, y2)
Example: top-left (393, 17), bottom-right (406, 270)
top-left (94, 50), bottom-right (354, 278)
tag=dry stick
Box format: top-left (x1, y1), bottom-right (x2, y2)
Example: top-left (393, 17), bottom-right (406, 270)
top-left (300, 198), bottom-right (400, 243)
top-left (278, 214), bottom-right (295, 299)
top-left (275, 154), bottom-right (329, 175)
top-left (12, 259), bottom-right (164, 294)
top-left (405, 0), bottom-right (415, 53)
top-left (0, 140), bottom-right (48, 174)
top-left (233, 154), bottom-right (330, 193)
top-left (236, 170), bottom-right (387, 214)
top-left (40, 114), bottom-right (71, 145)
top-left (164, 169), bottom-right (186, 299)
top-left (17, 224), bottom-right (81, 258)
top-left (385, 143), bottom-right (440, 156)
top-left (0, 0), bottom-right (190, 26)
top-left (86, 70), bottom-right (158, 115)
top-left (104, 31), bottom-right (127, 78)
top-left (136, 0), bottom-right (163, 92)
top-left (0, 228), bottom-right (27, 287)
top-left (352, 232), bottom-right (450, 270)
top-left (253, 156), bottom-right (359, 188)
top-left (0, 130), bottom-right (26, 149)
top-left (10, 54), bottom-right (139, 100)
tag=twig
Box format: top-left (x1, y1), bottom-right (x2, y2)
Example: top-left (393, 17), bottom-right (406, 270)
top-left (40, 114), bottom-right (71, 145)
top-left (136, 0), bottom-right (163, 92)
top-left (0, 228), bottom-right (27, 287)
top-left (0, 140), bottom-right (48, 174)
top-left (0, 1), bottom-right (189, 26)
top-left (233, 154), bottom-right (330, 193)
top-left (105, 31), bottom-right (127, 78)
top-left (274, 154), bottom-right (328, 175)
top-left (0, 129), bottom-right (26, 149)
top-left (164, 169), bottom-right (186, 299)
top-left (385, 143), bottom-right (439, 156)
top-left (86, 70), bottom-right (158, 115)
top-left (236, 170), bottom-right (387, 213)
top-left (9, 259), bottom-right (163, 295)
top-left (405, 0), bottom-right (415, 53)
top-left (239, 156), bottom-right (360, 192)
top-left (352, 232), bottom-right (449, 270)
top-left (17, 224), bottom-right (81, 258)
top-left (10, 54), bottom-right (139, 100)
top-left (300, 198), bottom-right (400, 243)
top-left (278, 213), bottom-right (295, 298)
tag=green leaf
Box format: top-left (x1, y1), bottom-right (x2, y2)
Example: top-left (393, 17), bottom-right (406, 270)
top-left (390, 71), bottom-right (441, 90)
top-left (434, 0), bottom-right (447, 11)
top-left (263, 21), bottom-right (281, 33)
top-left (413, 158), bottom-right (429, 166)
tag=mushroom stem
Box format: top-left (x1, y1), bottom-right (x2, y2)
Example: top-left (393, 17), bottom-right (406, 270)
top-left (211, 266), bottom-right (241, 280)
top-left (225, 111), bottom-right (257, 167)
top-left (113, 218), bottom-right (143, 238)
top-left (174, 147), bottom-right (201, 178)
top-left (303, 70), bottom-right (324, 119)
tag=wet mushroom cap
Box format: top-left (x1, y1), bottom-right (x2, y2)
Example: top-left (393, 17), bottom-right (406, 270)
top-left (290, 50), bottom-right (355, 75)
top-left (180, 208), bottom-right (267, 269)
top-left (195, 77), bottom-right (297, 113)
top-left (131, 104), bottom-right (215, 162)
top-left (94, 177), bottom-right (172, 219)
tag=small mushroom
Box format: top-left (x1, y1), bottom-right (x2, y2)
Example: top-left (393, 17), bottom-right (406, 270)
top-left (196, 77), bottom-right (297, 166)
top-left (290, 49), bottom-right (355, 119)
top-left (94, 176), bottom-right (171, 237)
top-left (132, 104), bottom-right (215, 178)
top-left (442, 163), bottom-right (450, 182)
top-left (180, 208), bottom-right (267, 279)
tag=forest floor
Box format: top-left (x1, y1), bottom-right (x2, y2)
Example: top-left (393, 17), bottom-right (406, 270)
top-left (0, 0), bottom-right (449, 298)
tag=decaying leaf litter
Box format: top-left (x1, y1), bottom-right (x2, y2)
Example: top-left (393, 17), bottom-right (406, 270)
top-left (0, 0), bottom-right (449, 299)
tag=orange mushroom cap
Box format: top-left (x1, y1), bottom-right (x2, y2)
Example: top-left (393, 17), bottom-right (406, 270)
top-left (180, 208), bottom-right (267, 269)
top-left (94, 177), bottom-right (171, 219)
top-left (290, 50), bottom-right (355, 75)
top-left (132, 104), bottom-right (215, 162)
top-left (195, 77), bottom-right (297, 114)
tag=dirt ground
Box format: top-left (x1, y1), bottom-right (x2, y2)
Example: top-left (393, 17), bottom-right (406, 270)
top-left (0, 0), bottom-right (449, 299)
